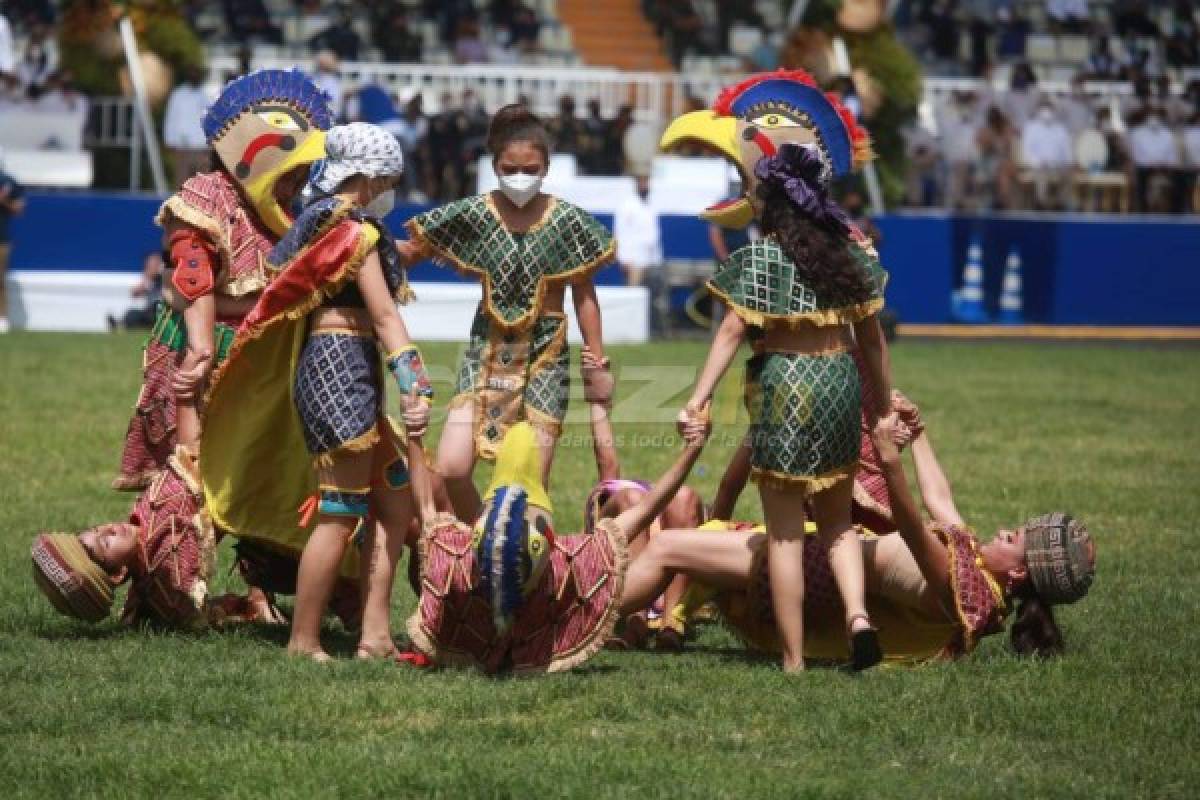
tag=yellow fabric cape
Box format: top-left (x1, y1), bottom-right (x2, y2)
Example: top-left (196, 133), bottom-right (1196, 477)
top-left (201, 201), bottom-right (380, 580)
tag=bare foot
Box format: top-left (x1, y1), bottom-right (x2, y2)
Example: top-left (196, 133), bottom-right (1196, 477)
top-left (287, 642), bottom-right (333, 663)
top-left (355, 639), bottom-right (399, 661)
top-left (781, 657), bottom-right (806, 673)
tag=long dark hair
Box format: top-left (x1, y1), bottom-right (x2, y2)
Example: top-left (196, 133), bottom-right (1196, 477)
top-left (756, 178), bottom-right (875, 309)
top-left (1009, 585), bottom-right (1065, 658)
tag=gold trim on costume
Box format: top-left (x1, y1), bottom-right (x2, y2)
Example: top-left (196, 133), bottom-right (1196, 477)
top-left (750, 461), bottom-right (857, 495)
top-left (708, 281), bottom-right (885, 329)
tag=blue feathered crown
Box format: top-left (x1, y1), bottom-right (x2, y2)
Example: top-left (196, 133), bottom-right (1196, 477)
top-left (202, 68), bottom-right (334, 143)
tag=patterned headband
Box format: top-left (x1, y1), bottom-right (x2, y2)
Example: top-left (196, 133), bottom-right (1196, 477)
top-left (31, 533), bottom-right (116, 622)
top-left (1023, 513), bottom-right (1095, 604)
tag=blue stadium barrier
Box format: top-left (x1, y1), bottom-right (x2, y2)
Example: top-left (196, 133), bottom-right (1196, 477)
top-left (11, 193), bottom-right (1200, 325)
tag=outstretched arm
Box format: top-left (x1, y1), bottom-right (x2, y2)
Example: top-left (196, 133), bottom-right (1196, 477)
top-left (853, 314), bottom-right (892, 422)
top-left (582, 346), bottom-right (620, 481)
top-left (360, 252), bottom-right (432, 438)
top-left (404, 412), bottom-right (440, 523)
top-left (911, 432), bottom-right (964, 527)
top-left (872, 415), bottom-right (951, 596)
top-left (614, 410), bottom-right (710, 538)
top-left (686, 308), bottom-right (745, 409)
top-left (572, 278), bottom-right (606, 364)
top-left (709, 432), bottom-right (752, 521)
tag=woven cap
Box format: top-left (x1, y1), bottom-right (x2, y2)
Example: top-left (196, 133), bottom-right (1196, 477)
top-left (31, 533), bottom-right (116, 622)
top-left (1023, 513), bottom-right (1095, 605)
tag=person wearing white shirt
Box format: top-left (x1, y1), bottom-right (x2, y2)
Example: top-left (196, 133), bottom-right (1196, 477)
top-left (163, 67), bottom-right (214, 184)
top-left (0, 12), bottom-right (14, 76)
top-left (1021, 103), bottom-right (1075, 209)
top-left (614, 173), bottom-right (666, 332)
top-left (1129, 111), bottom-right (1184, 211)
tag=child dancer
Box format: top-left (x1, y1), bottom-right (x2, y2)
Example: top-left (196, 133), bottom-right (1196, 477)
top-left (200, 123), bottom-right (431, 661)
top-left (664, 71), bottom-right (891, 671)
top-left (404, 104), bottom-right (615, 520)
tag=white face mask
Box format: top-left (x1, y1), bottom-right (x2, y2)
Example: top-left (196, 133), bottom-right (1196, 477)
top-left (498, 172), bottom-right (543, 208)
top-left (365, 188), bottom-right (395, 218)
top-left (1037, 109), bottom-right (1055, 124)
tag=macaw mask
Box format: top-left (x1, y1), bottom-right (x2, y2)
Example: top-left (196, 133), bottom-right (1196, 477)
top-left (203, 69), bottom-right (334, 236)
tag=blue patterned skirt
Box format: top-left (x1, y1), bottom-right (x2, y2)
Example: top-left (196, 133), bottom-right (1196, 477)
top-left (294, 332), bottom-right (382, 460)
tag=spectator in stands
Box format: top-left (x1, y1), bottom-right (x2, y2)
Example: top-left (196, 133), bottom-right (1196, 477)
top-left (903, 123), bottom-right (941, 207)
top-left (601, 104), bottom-right (634, 176)
top-left (1082, 35), bottom-right (1124, 80)
top-left (663, 0), bottom-right (707, 68)
top-left (714, 0), bottom-right (763, 54)
top-left (311, 51), bottom-right (343, 120)
top-left (976, 105), bottom-right (1018, 210)
top-left (1112, 0), bottom-right (1159, 38)
top-left (938, 90), bottom-right (981, 209)
top-left (393, 90), bottom-right (428, 201)
top-left (1047, 0), bottom-right (1089, 34)
top-left (0, 147), bottom-right (24, 333)
top-left (994, 7), bottom-right (1031, 64)
top-left (426, 91), bottom-right (465, 200)
top-left (453, 14), bottom-right (489, 64)
top-left (578, 99), bottom-right (609, 175)
top-left (1093, 109), bottom-right (1133, 203)
top-left (1129, 108), bottom-right (1184, 212)
top-left (963, 0), bottom-right (992, 76)
top-left (107, 252), bottom-right (164, 332)
top-left (0, 7), bottom-right (13, 78)
top-left (1060, 75), bottom-right (1097, 136)
top-left (461, 88), bottom-right (490, 189)
top-left (1165, 20), bottom-right (1199, 69)
top-left (309, 1), bottom-right (361, 61)
top-left (371, 4), bottom-right (423, 63)
top-left (509, 4), bottom-right (541, 53)
top-left (1021, 101), bottom-right (1075, 210)
top-left (547, 94), bottom-right (584, 157)
top-left (222, 0), bottom-right (283, 45)
top-left (1004, 62), bottom-right (1041, 127)
top-left (922, 0), bottom-right (962, 73)
top-left (163, 66), bottom-right (212, 186)
top-left (15, 22), bottom-right (55, 95)
top-left (1156, 75), bottom-right (1192, 126)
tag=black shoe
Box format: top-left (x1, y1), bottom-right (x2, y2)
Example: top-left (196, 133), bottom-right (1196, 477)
top-left (850, 627), bottom-right (883, 672)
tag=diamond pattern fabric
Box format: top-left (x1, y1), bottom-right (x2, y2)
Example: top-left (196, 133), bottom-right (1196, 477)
top-left (745, 351), bottom-right (860, 482)
top-left (294, 333), bottom-right (381, 456)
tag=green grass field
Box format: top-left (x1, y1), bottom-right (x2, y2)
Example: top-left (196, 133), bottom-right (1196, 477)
top-left (1, 332), bottom-right (1198, 798)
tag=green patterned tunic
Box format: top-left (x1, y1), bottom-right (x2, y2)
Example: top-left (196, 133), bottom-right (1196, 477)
top-left (407, 194), bottom-right (614, 460)
top-left (714, 231), bottom-right (887, 490)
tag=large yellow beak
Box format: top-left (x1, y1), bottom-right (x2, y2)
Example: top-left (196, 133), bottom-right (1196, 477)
top-left (244, 129), bottom-right (327, 237)
top-left (659, 111), bottom-right (755, 228)
top-left (484, 422), bottom-right (553, 512)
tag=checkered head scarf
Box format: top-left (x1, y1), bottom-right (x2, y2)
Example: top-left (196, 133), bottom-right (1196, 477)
top-left (1022, 513), bottom-right (1095, 605)
top-left (306, 122), bottom-right (404, 196)
top-left (31, 533), bottom-right (116, 622)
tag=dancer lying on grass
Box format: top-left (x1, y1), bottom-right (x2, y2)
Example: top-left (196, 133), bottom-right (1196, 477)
top-left (401, 409), bottom-right (710, 674)
top-left (31, 385), bottom-right (265, 628)
top-left (619, 411), bottom-right (1096, 664)
top-left (576, 346), bottom-right (704, 650)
